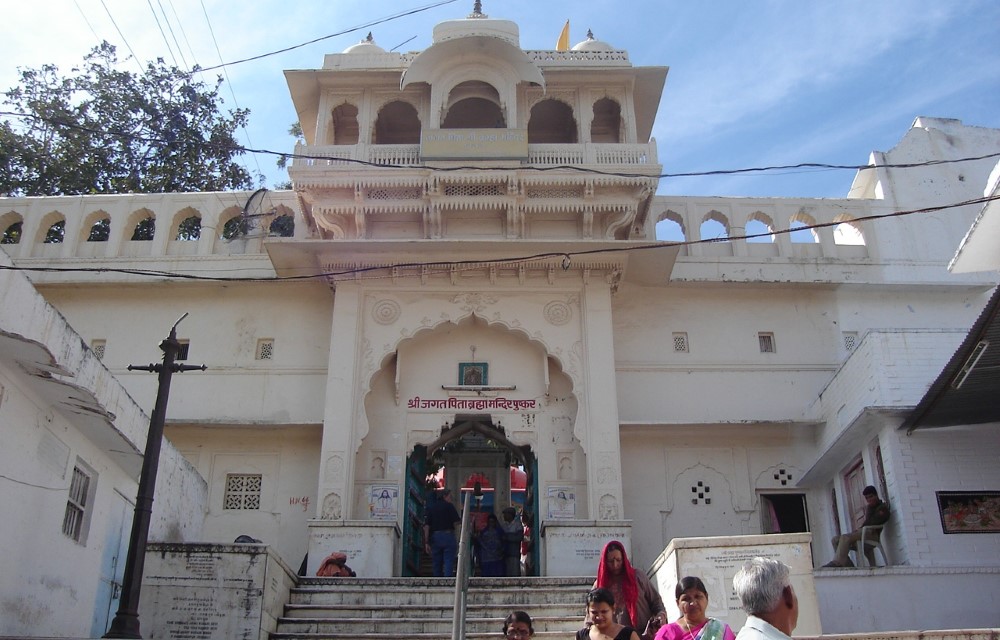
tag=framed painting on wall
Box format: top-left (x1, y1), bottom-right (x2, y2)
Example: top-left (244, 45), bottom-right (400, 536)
top-left (936, 491), bottom-right (1000, 533)
top-left (458, 362), bottom-right (488, 386)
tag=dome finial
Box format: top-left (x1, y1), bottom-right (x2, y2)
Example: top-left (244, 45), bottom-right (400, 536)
top-left (587, 29), bottom-right (595, 40)
top-left (469, 1), bottom-right (487, 18)
top-left (365, 32), bottom-right (374, 43)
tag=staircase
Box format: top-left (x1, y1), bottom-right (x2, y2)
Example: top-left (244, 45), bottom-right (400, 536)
top-left (270, 576), bottom-right (592, 639)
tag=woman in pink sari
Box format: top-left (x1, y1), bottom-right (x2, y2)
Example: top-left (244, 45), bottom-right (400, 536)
top-left (654, 577), bottom-right (734, 640)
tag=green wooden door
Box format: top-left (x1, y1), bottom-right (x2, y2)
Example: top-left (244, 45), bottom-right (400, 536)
top-left (403, 445), bottom-right (428, 576)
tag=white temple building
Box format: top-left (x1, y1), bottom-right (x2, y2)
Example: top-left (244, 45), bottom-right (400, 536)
top-left (1, 4), bottom-right (999, 637)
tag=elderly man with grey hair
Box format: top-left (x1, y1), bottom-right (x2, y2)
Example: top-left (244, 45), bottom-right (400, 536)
top-left (732, 557), bottom-right (798, 640)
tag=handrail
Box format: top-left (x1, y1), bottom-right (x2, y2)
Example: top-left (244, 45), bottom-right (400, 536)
top-left (451, 489), bottom-right (475, 640)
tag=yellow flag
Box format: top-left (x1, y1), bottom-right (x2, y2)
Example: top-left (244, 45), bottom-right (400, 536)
top-left (556, 20), bottom-right (570, 51)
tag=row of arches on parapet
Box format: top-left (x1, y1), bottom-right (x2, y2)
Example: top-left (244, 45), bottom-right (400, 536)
top-left (655, 210), bottom-right (866, 246)
top-left (0, 206), bottom-right (295, 248)
top-left (327, 87), bottom-right (623, 146)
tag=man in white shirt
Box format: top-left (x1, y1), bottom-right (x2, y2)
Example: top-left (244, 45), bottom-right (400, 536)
top-left (732, 557), bottom-right (799, 640)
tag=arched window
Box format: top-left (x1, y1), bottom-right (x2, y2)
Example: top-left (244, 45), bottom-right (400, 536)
top-left (269, 214), bottom-right (294, 237)
top-left (374, 101), bottom-right (421, 144)
top-left (131, 216), bottom-right (155, 241)
top-left (833, 218), bottom-right (865, 246)
top-left (790, 212), bottom-right (819, 243)
top-left (87, 218), bottom-right (111, 242)
top-left (44, 219), bottom-right (66, 243)
top-left (700, 212), bottom-right (730, 241)
top-left (222, 215), bottom-right (249, 240)
top-left (442, 81), bottom-right (504, 129)
top-left (1, 220), bottom-right (23, 245)
top-left (746, 213), bottom-right (775, 243)
top-left (528, 99), bottom-right (577, 143)
top-left (590, 98), bottom-right (622, 143)
top-left (330, 103), bottom-right (360, 145)
top-left (655, 211), bottom-right (685, 242)
top-left (176, 215), bottom-right (202, 241)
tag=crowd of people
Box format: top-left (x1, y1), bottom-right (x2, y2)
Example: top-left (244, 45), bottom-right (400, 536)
top-left (496, 555), bottom-right (797, 640)
top-left (423, 489), bottom-right (843, 640)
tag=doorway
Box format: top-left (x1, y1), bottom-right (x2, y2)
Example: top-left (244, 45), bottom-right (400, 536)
top-left (759, 493), bottom-right (809, 534)
top-left (401, 414), bottom-right (538, 577)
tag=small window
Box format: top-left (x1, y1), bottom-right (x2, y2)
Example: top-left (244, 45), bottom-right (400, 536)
top-left (176, 340), bottom-right (190, 361)
top-left (256, 339), bottom-right (274, 360)
top-left (1, 221), bottom-right (22, 244)
top-left (843, 331), bottom-right (858, 353)
top-left (87, 219), bottom-right (110, 242)
top-left (63, 463), bottom-right (96, 543)
top-left (758, 332), bottom-right (775, 353)
top-left (672, 332), bottom-right (689, 353)
top-left (91, 339), bottom-right (106, 360)
top-left (44, 220), bottom-right (66, 244)
top-left (224, 473), bottom-right (262, 510)
top-left (131, 217), bottom-right (155, 241)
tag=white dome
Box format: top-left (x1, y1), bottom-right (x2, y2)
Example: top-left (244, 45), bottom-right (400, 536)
top-left (571, 29), bottom-right (614, 51)
top-left (343, 33), bottom-right (386, 54)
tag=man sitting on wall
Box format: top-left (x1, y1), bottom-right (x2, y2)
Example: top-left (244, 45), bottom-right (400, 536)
top-left (823, 485), bottom-right (890, 567)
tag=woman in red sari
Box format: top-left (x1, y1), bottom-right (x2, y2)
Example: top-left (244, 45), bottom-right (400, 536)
top-left (591, 540), bottom-right (666, 640)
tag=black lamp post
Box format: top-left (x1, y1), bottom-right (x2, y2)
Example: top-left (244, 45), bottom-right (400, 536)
top-left (104, 314), bottom-right (205, 639)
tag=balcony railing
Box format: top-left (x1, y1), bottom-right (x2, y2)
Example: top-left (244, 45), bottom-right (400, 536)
top-left (291, 142), bottom-right (657, 168)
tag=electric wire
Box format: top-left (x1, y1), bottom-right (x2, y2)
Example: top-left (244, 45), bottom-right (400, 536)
top-left (199, 0), bottom-right (265, 182)
top-left (3, 108), bottom-right (998, 182)
top-left (2, 194), bottom-right (996, 284)
top-left (96, 0), bottom-right (145, 72)
top-left (72, 0), bottom-right (103, 43)
top-left (156, 0), bottom-right (189, 69)
top-left (144, 0), bottom-right (179, 67)
top-left (196, 0), bottom-right (460, 73)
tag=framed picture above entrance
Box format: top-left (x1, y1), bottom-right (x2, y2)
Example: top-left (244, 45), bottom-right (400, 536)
top-left (458, 362), bottom-right (488, 386)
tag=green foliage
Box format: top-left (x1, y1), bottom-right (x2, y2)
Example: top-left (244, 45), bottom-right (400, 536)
top-left (131, 217), bottom-right (155, 241)
top-left (269, 214), bottom-right (294, 237)
top-left (44, 220), bottom-right (65, 243)
top-left (2, 221), bottom-right (23, 244)
top-left (222, 215), bottom-right (250, 239)
top-left (0, 42), bottom-right (260, 196)
top-left (87, 218), bottom-right (110, 242)
top-left (176, 215), bottom-right (202, 241)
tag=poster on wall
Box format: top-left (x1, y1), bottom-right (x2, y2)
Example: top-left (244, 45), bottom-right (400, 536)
top-left (936, 491), bottom-right (1000, 533)
top-left (369, 484), bottom-right (399, 521)
top-left (547, 486), bottom-right (576, 519)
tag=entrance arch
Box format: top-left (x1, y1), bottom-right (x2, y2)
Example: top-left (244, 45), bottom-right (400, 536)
top-left (402, 415), bottom-right (539, 577)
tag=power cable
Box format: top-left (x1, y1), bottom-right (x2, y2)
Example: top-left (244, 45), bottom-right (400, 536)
top-left (3, 194), bottom-right (996, 283)
top-left (97, 0), bottom-right (145, 73)
top-left (196, 0), bottom-right (460, 72)
top-left (156, 0), bottom-right (189, 69)
top-left (72, 0), bottom-right (103, 43)
top-left (3, 108), bottom-right (999, 182)
top-left (144, 0), bottom-right (179, 67)
top-left (199, 0), bottom-right (264, 182)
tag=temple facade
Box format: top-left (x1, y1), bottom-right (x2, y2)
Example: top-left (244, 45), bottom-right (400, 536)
top-left (2, 4), bottom-right (999, 636)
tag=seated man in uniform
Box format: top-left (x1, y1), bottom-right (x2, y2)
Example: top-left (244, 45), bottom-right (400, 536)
top-left (823, 485), bottom-right (890, 567)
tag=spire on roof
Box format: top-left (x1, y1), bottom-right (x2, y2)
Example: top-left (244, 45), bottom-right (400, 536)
top-left (469, 1), bottom-right (487, 18)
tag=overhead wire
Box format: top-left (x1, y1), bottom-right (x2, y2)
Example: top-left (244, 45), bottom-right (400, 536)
top-left (156, 0), bottom-right (189, 69)
top-left (144, 0), bottom-right (179, 67)
top-left (198, 0), bottom-right (265, 183)
top-left (196, 0), bottom-right (460, 72)
top-left (96, 0), bottom-right (145, 72)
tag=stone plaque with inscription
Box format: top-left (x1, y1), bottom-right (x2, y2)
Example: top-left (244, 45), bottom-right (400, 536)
top-left (541, 520), bottom-right (632, 576)
top-left (649, 533), bottom-right (820, 635)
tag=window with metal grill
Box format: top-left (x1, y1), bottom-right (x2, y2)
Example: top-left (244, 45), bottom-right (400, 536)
top-left (224, 474), bottom-right (262, 510)
top-left (62, 466), bottom-right (91, 542)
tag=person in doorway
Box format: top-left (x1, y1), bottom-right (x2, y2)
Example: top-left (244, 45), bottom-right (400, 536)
top-left (503, 610), bottom-right (535, 639)
top-left (822, 485), bottom-right (890, 567)
top-left (655, 576), bottom-right (735, 640)
top-left (579, 587), bottom-right (641, 640)
top-left (475, 513), bottom-right (506, 577)
top-left (520, 511), bottom-right (533, 576)
top-left (590, 540), bottom-right (666, 640)
top-left (423, 488), bottom-right (461, 577)
top-left (732, 557), bottom-right (798, 640)
top-left (500, 506), bottom-right (524, 576)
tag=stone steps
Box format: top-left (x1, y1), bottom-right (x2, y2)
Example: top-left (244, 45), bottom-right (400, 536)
top-left (270, 576), bottom-right (592, 640)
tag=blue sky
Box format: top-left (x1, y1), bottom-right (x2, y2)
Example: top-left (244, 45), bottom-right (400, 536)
top-left (3, 0), bottom-right (998, 197)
